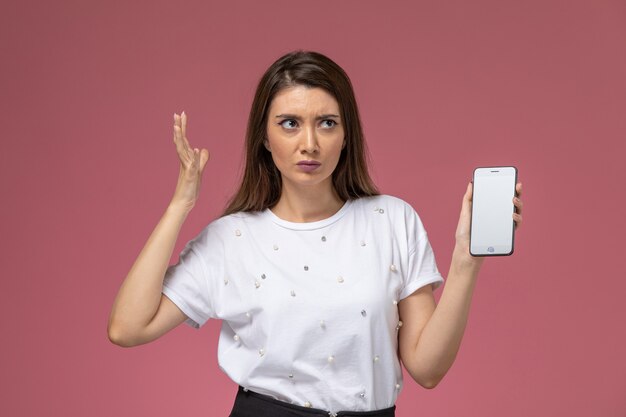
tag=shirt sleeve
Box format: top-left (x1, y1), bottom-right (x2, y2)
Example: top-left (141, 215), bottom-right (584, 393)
top-left (399, 205), bottom-right (444, 300)
top-left (161, 223), bottom-right (224, 329)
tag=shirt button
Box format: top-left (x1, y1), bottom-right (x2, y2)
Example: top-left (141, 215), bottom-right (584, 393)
top-left (321, 236), bottom-right (327, 242)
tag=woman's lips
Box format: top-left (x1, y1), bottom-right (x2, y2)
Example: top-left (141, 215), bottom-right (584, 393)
top-left (296, 161), bottom-right (321, 172)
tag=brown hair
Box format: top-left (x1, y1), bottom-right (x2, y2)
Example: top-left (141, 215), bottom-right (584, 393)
top-left (221, 50), bottom-right (379, 217)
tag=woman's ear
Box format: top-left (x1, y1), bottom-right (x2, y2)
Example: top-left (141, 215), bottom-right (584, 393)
top-left (264, 139), bottom-right (271, 152)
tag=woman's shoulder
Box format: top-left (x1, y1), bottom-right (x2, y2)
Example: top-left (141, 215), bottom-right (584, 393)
top-left (191, 210), bottom-right (265, 240)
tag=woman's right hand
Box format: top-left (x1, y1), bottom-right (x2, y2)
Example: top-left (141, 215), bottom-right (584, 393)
top-left (170, 112), bottom-right (210, 212)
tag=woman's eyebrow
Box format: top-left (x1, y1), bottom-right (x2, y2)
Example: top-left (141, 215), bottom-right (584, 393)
top-left (275, 113), bottom-right (340, 120)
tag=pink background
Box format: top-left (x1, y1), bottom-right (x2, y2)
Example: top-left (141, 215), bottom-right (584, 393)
top-left (2, 0), bottom-right (625, 416)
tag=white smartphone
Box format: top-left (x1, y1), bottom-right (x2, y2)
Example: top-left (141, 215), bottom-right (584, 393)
top-left (470, 166), bottom-right (518, 256)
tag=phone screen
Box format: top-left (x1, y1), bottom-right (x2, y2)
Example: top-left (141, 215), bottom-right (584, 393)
top-left (470, 166), bottom-right (517, 256)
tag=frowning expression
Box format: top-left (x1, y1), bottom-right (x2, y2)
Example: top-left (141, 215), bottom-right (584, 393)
top-left (265, 85), bottom-right (345, 192)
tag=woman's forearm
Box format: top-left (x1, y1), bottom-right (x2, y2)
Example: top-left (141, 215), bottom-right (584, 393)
top-left (108, 203), bottom-right (191, 341)
top-left (413, 245), bottom-right (483, 386)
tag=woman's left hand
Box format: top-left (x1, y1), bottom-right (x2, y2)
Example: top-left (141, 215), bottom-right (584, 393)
top-left (454, 181), bottom-right (523, 256)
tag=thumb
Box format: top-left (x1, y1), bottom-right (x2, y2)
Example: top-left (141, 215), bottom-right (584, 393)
top-left (465, 181), bottom-right (473, 202)
top-left (199, 148), bottom-right (210, 173)
top-left (461, 181), bottom-right (473, 214)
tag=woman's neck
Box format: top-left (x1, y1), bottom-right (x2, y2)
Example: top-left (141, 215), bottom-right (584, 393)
top-left (270, 182), bottom-right (345, 223)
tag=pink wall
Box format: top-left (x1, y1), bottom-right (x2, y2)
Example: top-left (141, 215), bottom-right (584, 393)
top-left (2, 0), bottom-right (625, 416)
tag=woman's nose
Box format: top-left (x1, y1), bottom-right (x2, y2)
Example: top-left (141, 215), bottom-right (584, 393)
top-left (301, 126), bottom-right (319, 153)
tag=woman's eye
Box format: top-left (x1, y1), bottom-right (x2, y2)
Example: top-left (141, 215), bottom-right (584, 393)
top-left (279, 119), bottom-right (298, 129)
top-left (321, 120), bottom-right (337, 128)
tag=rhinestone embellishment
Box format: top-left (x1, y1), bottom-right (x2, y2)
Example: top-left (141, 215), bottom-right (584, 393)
top-left (321, 236), bottom-right (326, 242)
top-left (291, 290), bottom-right (296, 297)
top-left (304, 265), bottom-right (309, 271)
top-left (259, 348), bottom-right (265, 357)
top-left (273, 244), bottom-right (279, 250)
top-left (390, 264), bottom-right (397, 272)
top-left (378, 208), bottom-right (384, 214)
top-left (361, 310), bottom-right (367, 317)
top-left (233, 334), bottom-right (240, 341)
top-left (327, 355), bottom-right (335, 363)
top-left (255, 280), bottom-right (261, 289)
top-left (304, 402), bottom-right (312, 408)
top-left (261, 273), bottom-right (266, 279)
top-left (360, 240), bottom-right (366, 246)
top-left (337, 276), bottom-right (344, 283)
top-left (235, 229), bottom-right (241, 236)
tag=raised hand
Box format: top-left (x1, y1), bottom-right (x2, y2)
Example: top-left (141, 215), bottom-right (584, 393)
top-left (454, 181), bottom-right (523, 261)
top-left (170, 112), bottom-right (210, 212)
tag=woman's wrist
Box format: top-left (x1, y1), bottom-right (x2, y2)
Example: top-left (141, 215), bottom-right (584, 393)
top-left (166, 199), bottom-right (194, 218)
top-left (451, 243), bottom-right (484, 273)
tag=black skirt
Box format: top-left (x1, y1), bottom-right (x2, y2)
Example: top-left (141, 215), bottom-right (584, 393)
top-left (229, 386), bottom-right (396, 417)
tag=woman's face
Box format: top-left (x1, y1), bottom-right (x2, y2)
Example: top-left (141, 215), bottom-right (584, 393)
top-left (265, 85), bottom-right (345, 195)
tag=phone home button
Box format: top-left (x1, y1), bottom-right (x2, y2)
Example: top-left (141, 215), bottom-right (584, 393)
top-left (487, 247), bottom-right (495, 253)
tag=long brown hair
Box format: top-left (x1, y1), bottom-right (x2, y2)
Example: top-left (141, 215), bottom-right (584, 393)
top-left (221, 50), bottom-right (379, 217)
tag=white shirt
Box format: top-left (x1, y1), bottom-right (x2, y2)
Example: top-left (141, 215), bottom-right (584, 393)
top-left (162, 194), bottom-right (444, 413)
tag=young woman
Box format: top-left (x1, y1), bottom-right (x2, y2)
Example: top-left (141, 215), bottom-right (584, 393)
top-left (108, 50), bottom-right (523, 417)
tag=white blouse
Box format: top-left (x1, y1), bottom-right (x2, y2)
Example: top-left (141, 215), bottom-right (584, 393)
top-left (162, 194), bottom-right (444, 414)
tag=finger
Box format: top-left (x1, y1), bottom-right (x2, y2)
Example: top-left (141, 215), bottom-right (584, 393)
top-left (513, 212), bottom-right (522, 228)
top-left (199, 148), bottom-right (210, 172)
top-left (460, 181), bottom-right (473, 216)
top-left (174, 112), bottom-right (192, 153)
top-left (173, 115), bottom-right (184, 152)
top-left (465, 181), bottom-right (473, 202)
top-left (181, 111), bottom-right (187, 139)
top-left (513, 196), bottom-right (523, 214)
top-left (174, 124), bottom-right (190, 159)
top-left (515, 182), bottom-right (522, 198)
